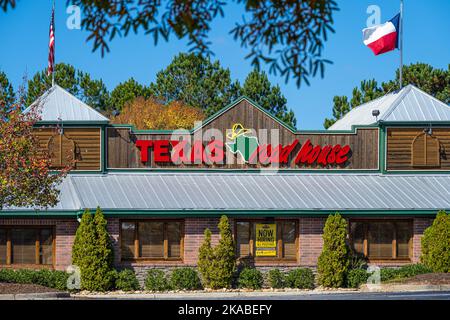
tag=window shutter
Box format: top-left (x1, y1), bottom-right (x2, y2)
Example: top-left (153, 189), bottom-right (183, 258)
top-left (47, 133), bottom-right (76, 168)
top-left (411, 132), bottom-right (440, 167)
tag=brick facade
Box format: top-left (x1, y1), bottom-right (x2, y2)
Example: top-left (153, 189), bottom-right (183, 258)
top-left (0, 216), bottom-right (434, 276)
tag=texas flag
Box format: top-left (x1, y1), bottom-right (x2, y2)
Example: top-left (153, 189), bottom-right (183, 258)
top-left (363, 14), bottom-right (400, 55)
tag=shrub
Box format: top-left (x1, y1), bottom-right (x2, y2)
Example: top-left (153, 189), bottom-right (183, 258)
top-left (317, 213), bottom-right (349, 288)
top-left (145, 269), bottom-right (170, 291)
top-left (267, 269), bottom-right (285, 289)
top-left (347, 269), bottom-right (369, 288)
top-left (170, 268), bottom-right (202, 290)
top-left (0, 268), bottom-right (70, 291)
top-left (381, 264), bottom-right (432, 282)
top-left (198, 215), bottom-right (236, 289)
top-left (115, 269), bottom-right (140, 291)
top-left (421, 211), bottom-right (450, 273)
top-left (285, 268), bottom-right (315, 289)
top-left (238, 268), bottom-right (263, 290)
top-left (72, 207), bottom-right (115, 291)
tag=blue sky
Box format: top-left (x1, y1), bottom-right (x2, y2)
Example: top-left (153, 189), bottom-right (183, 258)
top-left (0, 0), bottom-right (448, 129)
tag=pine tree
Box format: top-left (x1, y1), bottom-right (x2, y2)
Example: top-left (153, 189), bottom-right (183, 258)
top-left (421, 211), bottom-right (450, 273)
top-left (197, 215), bottom-right (236, 289)
top-left (72, 207), bottom-right (114, 291)
top-left (197, 228), bottom-right (213, 286)
top-left (317, 213), bottom-right (349, 288)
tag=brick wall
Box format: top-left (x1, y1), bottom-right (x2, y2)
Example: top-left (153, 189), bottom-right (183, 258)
top-left (0, 216), bottom-right (435, 274)
top-left (299, 217), bottom-right (325, 267)
top-left (412, 217), bottom-right (433, 263)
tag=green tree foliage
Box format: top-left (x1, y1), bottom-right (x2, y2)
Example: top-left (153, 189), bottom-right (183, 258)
top-left (198, 215), bottom-right (236, 289)
top-left (0, 70), bottom-right (15, 107)
top-left (26, 63), bottom-right (110, 111)
top-left (72, 207), bottom-right (114, 291)
top-left (324, 63), bottom-right (450, 128)
top-left (110, 78), bottom-right (149, 111)
top-left (241, 69), bottom-right (296, 128)
top-left (149, 53), bottom-right (240, 116)
top-left (0, 0), bottom-right (338, 87)
top-left (317, 213), bottom-right (349, 288)
top-left (421, 211), bottom-right (450, 273)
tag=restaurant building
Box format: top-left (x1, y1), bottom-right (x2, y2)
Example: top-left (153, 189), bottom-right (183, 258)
top-left (1, 84), bottom-right (450, 276)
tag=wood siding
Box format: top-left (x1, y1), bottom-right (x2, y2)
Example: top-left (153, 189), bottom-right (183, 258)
top-left (34, 127), bottom-right (101, 171)
top-left (387, 127), bottom-right (450, 171)
top-left (107, 100), bottom-right (379, 170)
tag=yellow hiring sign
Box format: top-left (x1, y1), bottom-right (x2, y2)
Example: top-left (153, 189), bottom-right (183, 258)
top-left (255, 223), bottom-right (276, 257)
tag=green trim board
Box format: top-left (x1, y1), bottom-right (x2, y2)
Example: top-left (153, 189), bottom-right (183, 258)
top-left (0, 208), bottom-right (445, 217)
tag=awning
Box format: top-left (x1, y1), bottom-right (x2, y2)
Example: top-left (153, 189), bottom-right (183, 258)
top-left (2, 172), bottom-right (450, 216)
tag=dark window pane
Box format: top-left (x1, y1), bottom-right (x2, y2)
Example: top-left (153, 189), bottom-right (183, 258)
top-left (121, 222), bottom-right (135, 259)
top-left (282, 222), bottom-right (296, 259)
top-left (40, 229), bottom-right (53, 265)
top-left (139, 222), bottom-right (164, 258)
top-left (368, 222), bottom-right (394, 259)
top-left (351, 222), bottom-right (365, 255)
top-left (0, 229), bottom-right (6, 265)
top-left (396, 222), bottom-right (412, 259)
top-left (11, 229), bottom-right (36, 264)
top-left (167, 222), bottom-right (181, 258)
top-left (236, 222), bottom-right (250, 257)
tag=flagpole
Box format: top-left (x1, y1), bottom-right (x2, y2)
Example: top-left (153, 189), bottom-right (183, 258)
top-left (52, 0), bottom-right (55, 87)
top-left (399, 0), bottom-right (404, 89)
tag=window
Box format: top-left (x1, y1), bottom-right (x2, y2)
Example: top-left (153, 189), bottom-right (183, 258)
top-left (235, 220), bottom-right (298, 260)
top-left (0, 227), bottom-right (54, 266)
top-left (350, 220), bottom-right (412, 260)
top-left (120, 221), bottom-right (183, 261)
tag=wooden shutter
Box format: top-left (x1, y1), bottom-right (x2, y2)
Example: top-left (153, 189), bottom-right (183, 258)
top-left (412, 132), bottom-right (440, 167)
top-left (47, 133), bottom-right (76, 168)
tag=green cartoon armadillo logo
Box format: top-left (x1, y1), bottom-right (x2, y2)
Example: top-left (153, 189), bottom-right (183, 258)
top-left (226, 123), bottom-right (259, 163)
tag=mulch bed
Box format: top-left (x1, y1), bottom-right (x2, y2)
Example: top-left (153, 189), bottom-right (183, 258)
top-left (390, 273), bottom-right (450, 285)
top-left (0, 282), bottom-right (61, 295)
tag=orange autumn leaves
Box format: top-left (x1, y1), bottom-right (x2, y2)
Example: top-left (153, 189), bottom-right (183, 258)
top-left (112, 97), bottom-right (205, 130)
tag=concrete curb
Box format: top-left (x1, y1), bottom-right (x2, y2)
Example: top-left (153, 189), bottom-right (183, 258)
top-left (360, 284), bottom-right (450, 292)
top-left (73, 285), bottom-right (450, 299)
top-left (0, 292), bottom-right (70, 300)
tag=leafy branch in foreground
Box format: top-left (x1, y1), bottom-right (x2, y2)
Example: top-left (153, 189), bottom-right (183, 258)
top-left (0, 0), bottom-right (338, 87)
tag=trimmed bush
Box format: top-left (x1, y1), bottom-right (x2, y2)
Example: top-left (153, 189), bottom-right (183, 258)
top-left (421, 211), bottom-right (450, 273)
top-left (285, 268), bottom-right (315, 289)
top-left (170, 268), bottom-right (202, 290)
top-left (145, 269), bottom-right (170, 291)
top-left (317, 213), bottom-right (349, 288)
top-left (347, 269), bottom-right (369, 288)
top-left (0, 269), bottom-right (69, 291)
top-left (72, 207), bottom-right (115, 291)
top-left (198, 215), bottom-right (236, 289)
top-left (115, 269), bottom-right (140, 291)
top-left (238, 268), bottom-right (263, 290)
top-left (381, 264), bottom-right (432, 282)
top-left (267, 269), bottom-right (285, 289)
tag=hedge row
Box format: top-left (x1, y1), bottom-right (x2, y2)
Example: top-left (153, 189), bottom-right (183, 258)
top-left (347, 264), bottom-right (432, 288)
top-left (0, 269), bottom-right (70, 291)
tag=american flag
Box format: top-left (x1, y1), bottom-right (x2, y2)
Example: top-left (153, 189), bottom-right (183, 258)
top-left (47, 4), bottom-right (55, 77)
